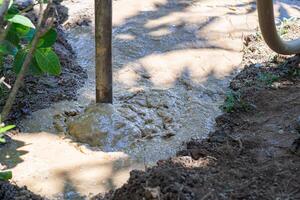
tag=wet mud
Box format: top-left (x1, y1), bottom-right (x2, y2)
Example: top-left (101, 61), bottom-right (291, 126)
top-left (1, 0), bottom-right (300, 199)
top-left (94, 25), bottom-right (300, 200)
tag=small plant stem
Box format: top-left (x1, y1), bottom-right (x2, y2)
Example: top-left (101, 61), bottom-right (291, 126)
top-left (0, 0), bottom-right (10, 28)
top-left (0, 0), bottom-right (10, 38)
top-left (1, 1), bottom-right (52, 121)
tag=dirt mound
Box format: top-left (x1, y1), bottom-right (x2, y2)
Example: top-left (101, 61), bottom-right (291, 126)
top-left (93, 34), bottom-right (300, 200)
top-left (0, 181), bottom-right (44, 200)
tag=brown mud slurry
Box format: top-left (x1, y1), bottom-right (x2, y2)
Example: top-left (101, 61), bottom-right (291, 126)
top-left (93, 35), bottom-right (300, 199)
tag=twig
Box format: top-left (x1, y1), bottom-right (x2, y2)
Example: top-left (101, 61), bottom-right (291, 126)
top-left (0, 0), bottom-right (10, 27)
top-left (0, 77), bottom-right (11, 89)
top-left (0, 0), bottom-right (10, 37)
top-left (1, 0), bottom-right (53, 121)
top-left (200, 190), bottom-right (214, 200)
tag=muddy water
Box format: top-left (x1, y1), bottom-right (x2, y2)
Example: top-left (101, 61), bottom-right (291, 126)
top-left (3, 0), bottom-right (300, 199)
top-left (21, 0), bottom-right (250, 163)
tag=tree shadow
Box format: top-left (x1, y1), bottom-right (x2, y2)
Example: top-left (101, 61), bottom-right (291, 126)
top-left (0, 137), bottom-right (28, 169)
top-left (52, 157), bottom-right (141, 200)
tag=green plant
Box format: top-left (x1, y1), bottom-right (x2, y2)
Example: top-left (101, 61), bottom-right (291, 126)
top-left (0, 121), bottom-right (15, 143)
top-left (0, 0), bottom-right (61, 76)
top-left (288, 67), bottom-right (300, 77)
top-left (221, 90), bottom-right (249, 113)
top-left (0, 171), bottom-right (12, 181)
top-left (258, 72), bottom-right (279, 85)
top-left (0, 121), bottom-right (14, 181)
top-left (0, 0), bottom-right (58, 120)
top-left (278, 17), bottom-right (297, 36)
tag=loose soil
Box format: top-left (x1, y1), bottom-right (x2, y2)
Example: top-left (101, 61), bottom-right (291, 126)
top-left (0, 181), bottom-right (43, 200)
top-left (93, 31), bottom-right (300, 199)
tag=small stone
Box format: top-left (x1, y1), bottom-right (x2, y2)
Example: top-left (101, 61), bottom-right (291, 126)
top-left (254, 63), bottom-right (263, 68)
top-left (144, 187), bottom-right (161, 199)
top-left (271, 82), bottom-right (281, 89)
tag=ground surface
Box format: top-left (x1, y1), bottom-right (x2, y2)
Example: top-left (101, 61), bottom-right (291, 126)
top-left (93, 28), bottom-right (300, 200)
top-left (0, 0), bottom-right (300, 199)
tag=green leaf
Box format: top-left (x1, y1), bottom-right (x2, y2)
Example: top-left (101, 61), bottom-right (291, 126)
top-left (13, 49), bottom-right (27, 73)
top-left (0, 136), bottom-right (6, 143)
top-left (9, 23), bottom-right (36, 42)
top-left (0, 40), bottom-right (17, 55)
top-left (29, 57), bottom-right (43, 75)
top-left (35, 48), bottom-right (61, 76)
top-left (0, 171), bottom-right (13, 181)
top-left (5, 14), bottom-right (35, 28)
top-left (7, 5), bottom-right (19, 15)
top-left (38, 29), bottom-right (57, 48)
top-left (5, 26), bottom-right (20, 47)
top-left (0, 125), bottom-right (15, 134)
top-left (22, 28), bottom-right (35, 41)
top-left (13, 49), bottom-right (43, 75)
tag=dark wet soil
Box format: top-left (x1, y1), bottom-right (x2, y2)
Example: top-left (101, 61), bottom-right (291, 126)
top-left (93, 33), bottom-right (300, 200)
top-left (0, 3), bottom-right (87, 122)
top-left (0, 181), bottom-right (43, 200)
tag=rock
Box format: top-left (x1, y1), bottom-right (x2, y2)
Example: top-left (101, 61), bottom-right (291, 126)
top-left (254, 63), bottom-right (263, 68)
top-left (271, 82), bottom-right (281, 89)
top-left (144, 187), bottom-right (161, 199)
top-left (278, 129), bottom-right (284, 134)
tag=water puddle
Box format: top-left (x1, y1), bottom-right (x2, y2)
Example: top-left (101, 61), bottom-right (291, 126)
top-left (19, 24), bottom-right (229, 164)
